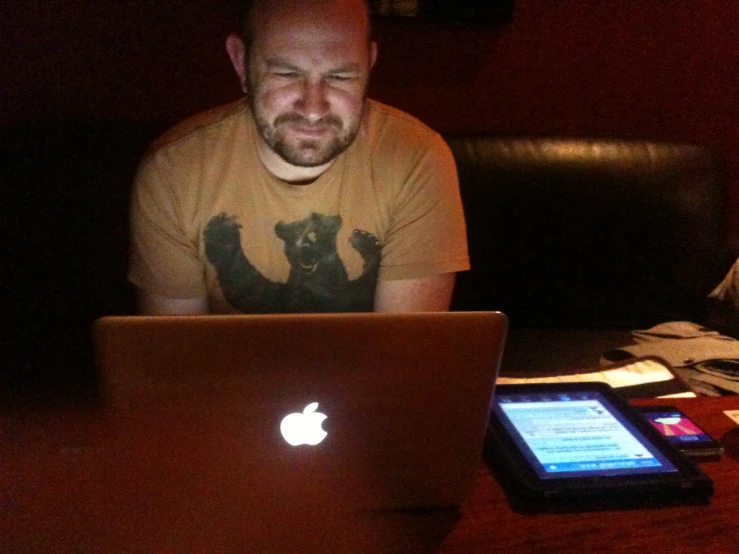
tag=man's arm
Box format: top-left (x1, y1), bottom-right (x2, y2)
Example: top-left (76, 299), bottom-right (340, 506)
top-left (373, 273), bottom-right (456, 312)
top-left (136, 288), bottom-right (209, 315)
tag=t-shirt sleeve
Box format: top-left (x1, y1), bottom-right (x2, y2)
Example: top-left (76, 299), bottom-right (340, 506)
top-left (128, 150), bottom-right (206, 298)
top-left (378, 132), bottom-right (470, 281)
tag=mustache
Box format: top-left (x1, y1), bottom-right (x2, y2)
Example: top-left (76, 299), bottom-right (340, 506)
top-left (274, 113), bottom-right (343, 129)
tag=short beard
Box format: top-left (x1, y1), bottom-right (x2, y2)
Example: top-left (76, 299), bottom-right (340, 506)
top-left (249, 97), bottom-right (364, 168)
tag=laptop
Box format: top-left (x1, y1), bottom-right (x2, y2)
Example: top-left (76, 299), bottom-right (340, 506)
top-left (93, 312), bottom-right (507, 550)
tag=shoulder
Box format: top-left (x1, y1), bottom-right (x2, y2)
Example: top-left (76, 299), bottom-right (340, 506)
top-left (364, 100), bottom-right (440, 144)
top-left (145, 99), bottom-right (248, 160)
top-left (133, 99), bottom-right (251, 203)
top-left (361, 100), bottom-right (451, 163)
top-left (357, 100), bottom-right (454, 181)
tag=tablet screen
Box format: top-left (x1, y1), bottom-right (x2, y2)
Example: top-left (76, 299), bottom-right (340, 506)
top-left (493, 390), bottom-right (678, 479)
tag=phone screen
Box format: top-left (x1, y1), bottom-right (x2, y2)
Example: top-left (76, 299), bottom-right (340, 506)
top-left (493, 391), bottom-right (678, 479)
top-left (640, 409), bottom-right (715, 446)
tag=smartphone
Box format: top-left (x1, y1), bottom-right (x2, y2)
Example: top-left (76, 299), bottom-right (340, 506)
top-left (638, 406), bottom-right (724, 460)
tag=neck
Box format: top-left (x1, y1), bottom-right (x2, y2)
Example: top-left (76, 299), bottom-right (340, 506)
top-left (257, 142), bottom-right (333, 184)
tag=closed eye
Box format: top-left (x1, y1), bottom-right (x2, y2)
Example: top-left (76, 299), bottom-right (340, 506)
top-left (327, 73), bottom-right (359, 83)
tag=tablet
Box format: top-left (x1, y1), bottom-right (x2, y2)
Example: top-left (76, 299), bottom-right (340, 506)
top-left (485, 382), bottom-right (713, 512)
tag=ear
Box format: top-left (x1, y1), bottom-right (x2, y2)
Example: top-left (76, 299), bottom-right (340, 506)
top-left (369, 40), bottom-right (378, 71)
top-left (226, 32), bottom-right (248, 93)
top-left (275, 220), bottom-right (291, 240)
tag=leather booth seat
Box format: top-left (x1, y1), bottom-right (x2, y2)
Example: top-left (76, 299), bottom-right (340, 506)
top-left (445, 136), bottom-right (732, 374)
top-left (1, 121), bottom-right (733, 398)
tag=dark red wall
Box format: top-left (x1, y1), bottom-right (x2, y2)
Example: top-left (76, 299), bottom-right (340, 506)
top-left (3, 0), bottom-right (738, 240)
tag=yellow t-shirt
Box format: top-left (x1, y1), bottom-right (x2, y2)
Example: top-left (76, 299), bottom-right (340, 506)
top-left (129, 98), bottom-right (469, 313)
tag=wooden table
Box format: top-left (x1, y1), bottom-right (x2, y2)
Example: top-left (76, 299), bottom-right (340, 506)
top-left (2, 396), bottom-right (737, 553)
top-left (437, 396), bottom-right (739, 553)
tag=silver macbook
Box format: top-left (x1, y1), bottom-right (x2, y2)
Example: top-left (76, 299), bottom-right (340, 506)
top-left (93, 311), bottom-right (507, 550)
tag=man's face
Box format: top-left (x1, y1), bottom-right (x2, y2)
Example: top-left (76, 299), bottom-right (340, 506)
top-left (247, 1), bottom-right (376, 169)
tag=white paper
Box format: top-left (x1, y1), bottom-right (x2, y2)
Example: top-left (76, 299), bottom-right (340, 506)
top-left (498, 359), bottom-right (697, 398)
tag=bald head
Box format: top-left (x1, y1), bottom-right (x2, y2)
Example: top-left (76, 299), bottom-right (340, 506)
top-left (239, 0), bottom-right (372, 51)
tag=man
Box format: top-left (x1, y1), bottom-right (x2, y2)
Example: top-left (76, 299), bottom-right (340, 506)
top-left (128, 0), bottom-right (469, 314)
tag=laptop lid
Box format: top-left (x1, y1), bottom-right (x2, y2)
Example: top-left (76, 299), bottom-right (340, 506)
top-left (92, 312), bottom-right (506, 544)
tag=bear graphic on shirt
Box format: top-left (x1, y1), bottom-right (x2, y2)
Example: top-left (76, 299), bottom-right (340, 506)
top-left (204, 212), bottom-right (380, 312)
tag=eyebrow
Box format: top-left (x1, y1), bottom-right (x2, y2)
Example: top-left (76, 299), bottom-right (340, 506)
top-left (264, 59), bottom-right (302, 71)
top-left (264, 58), bottom-right (362, 74)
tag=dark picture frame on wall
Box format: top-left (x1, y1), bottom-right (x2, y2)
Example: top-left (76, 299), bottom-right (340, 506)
top-left (369, 0), bottom-right (514, 26)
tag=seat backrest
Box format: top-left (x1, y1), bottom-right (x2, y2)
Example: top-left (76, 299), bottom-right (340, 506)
top-left (445, 136), bottom-right (731, 329)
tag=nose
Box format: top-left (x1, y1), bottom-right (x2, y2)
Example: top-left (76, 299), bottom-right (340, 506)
top-left (295, 80), bottom-right (330, 123)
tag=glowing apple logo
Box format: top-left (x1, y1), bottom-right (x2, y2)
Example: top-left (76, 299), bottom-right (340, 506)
top-left (280, 402), bottom-right (328, 446)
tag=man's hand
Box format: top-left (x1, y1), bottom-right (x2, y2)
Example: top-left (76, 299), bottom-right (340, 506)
top-left (373, 273), bottom-right (456, 312)
top-left (136, 288), bottom-right (209, 315)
